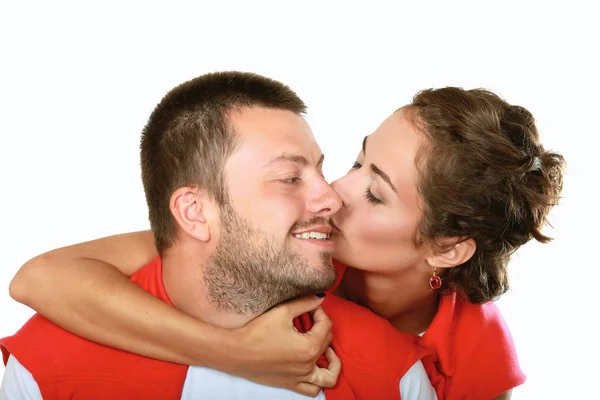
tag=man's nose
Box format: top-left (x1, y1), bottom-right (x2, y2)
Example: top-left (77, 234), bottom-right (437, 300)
top-left (307, 178), bottom-right (342, 217)
top-left (330, 175), bottom-right (350, 209)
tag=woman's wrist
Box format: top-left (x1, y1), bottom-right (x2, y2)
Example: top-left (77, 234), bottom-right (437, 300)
top-left (180, 317), bottom-right (242, 371)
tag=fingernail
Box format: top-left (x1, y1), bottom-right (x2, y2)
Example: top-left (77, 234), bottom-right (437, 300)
top-left (315, 292), bottom-right (326, 298)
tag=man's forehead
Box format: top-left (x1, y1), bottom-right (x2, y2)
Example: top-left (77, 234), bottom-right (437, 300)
top-left (229, 107), bottom-right (322, 163)
top-left (229, 106), bottom-right (307, 131)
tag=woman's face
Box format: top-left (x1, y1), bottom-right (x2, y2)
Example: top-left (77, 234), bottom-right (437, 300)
top-left (331, 109), bottom-right (428, 273)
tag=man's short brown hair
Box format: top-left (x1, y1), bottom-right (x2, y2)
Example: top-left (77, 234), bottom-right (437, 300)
top-left (140, 71), bottom-right (306, 253)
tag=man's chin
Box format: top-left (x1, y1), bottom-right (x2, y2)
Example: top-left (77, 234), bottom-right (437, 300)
top-left (310, 251), bottom-right (334, 269)
top-left (312, 258), bottom-right (338, 291)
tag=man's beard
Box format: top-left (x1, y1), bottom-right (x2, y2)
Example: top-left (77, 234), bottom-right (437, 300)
top-left (204, 203), bottom-right (337, 315)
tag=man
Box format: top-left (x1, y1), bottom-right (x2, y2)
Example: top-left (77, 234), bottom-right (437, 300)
top-left (1, 72), bottom-right (435, 399)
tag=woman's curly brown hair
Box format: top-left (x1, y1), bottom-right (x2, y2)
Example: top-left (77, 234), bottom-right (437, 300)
top-left (408, 87), bottom-right (565, 304)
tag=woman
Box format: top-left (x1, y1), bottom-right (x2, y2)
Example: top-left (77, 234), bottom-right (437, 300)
top-left (8, 87), bottom-right (565, 399)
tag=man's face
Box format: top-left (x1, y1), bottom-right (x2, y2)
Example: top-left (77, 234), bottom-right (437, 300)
top-left (204, 106), bottom-right (341, 314)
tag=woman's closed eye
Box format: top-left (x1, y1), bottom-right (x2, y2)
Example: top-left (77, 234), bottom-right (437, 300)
top-left (364, 188), bottom-right (383, 205)
top-left (353, 162), bottom-right (383, 205)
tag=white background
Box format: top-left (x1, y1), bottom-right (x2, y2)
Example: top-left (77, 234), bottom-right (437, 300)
top-left (0, 1), bottom-right (597, 398)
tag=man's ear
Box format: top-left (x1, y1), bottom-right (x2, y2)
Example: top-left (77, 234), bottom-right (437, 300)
top-left (426, 238), bottom-right (476, 269)
top-left (169, 186), bottom-right (214, 242)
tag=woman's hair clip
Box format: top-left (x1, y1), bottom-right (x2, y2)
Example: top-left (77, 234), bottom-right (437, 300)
top-left (531, 156), bottom-right (542, 172)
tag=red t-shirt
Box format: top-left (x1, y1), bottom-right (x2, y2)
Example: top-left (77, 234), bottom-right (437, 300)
top-left (298, 294), bottom-right (433, 399)
top-left (1, 256), bottom-right (188, 399)
top-left (1, 257), bottom-right (433, 400)
top-left (420, 291), bottom-right (526, 399)
top-left (333, 261), bottom-right (526, 399)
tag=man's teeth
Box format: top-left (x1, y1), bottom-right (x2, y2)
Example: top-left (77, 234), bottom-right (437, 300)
top-left (293, 232), bottom-right (330, 240)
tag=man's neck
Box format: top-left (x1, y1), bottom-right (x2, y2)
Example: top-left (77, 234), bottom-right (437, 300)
top-left (161, 247), bottom-right (263, 329)
top-left (341, 265), bottom-right (440, 335)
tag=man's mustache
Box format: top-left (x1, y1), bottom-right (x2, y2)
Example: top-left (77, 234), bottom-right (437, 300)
top-left (289, 216), bottom-right (332, 232)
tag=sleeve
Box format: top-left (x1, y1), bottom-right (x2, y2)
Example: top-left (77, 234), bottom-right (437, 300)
top-left (454, 304), bottom-right (526, 399)
top-left (0, 355), bottom-right (43, 400)
top-left (399, 360), bottom-right (438, 400)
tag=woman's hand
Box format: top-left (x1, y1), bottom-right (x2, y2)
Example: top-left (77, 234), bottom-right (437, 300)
top-left (225, 295), bottom-right (341, 396)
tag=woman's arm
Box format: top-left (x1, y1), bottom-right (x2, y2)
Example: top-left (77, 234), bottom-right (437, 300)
top-left (8, 231), bottom-right (338, 396)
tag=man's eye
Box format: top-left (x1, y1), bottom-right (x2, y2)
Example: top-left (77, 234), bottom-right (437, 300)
top-left (352, 161), bottom-right (362, 169)
top-left (281, 177), bottom-right (300, 184)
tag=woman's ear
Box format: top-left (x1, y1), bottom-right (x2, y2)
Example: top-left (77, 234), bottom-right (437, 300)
top-left (426, 238), bottom-right (476, 269)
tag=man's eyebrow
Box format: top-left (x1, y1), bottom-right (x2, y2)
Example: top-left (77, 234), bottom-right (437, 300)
top-left (267, 153), bottom-right (324, 168)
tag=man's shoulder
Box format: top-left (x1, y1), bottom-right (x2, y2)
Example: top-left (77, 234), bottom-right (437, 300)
top-left (1, 314), bottom-right (188, 399)
top-left (1, 313), bottom-right (75, 369)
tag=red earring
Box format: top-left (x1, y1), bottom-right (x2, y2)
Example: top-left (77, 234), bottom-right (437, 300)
top-left (429, 267), bottom-right (442, 290)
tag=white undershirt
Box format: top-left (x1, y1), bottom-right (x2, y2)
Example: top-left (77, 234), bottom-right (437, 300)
top-left (1, 355), bottom-right (437, 400)
top-left (0, 356), bottom-right (43, 400)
